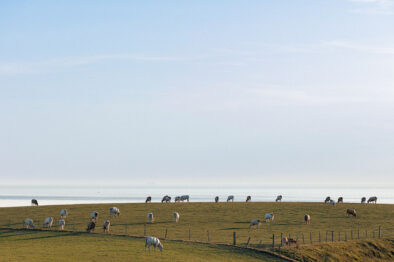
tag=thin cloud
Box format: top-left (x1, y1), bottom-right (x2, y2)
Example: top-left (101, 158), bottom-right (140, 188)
top-left (347, 0), bottom-right (394, 15)
top-left (325, 40), bottom-right (394, 55)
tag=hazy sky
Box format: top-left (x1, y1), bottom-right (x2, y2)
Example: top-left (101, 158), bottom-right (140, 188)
top-left (1, 1), bottom-right (394, 185)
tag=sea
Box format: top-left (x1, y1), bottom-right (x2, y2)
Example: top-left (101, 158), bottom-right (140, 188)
top-left (0, 185), bottom-right (393, 207)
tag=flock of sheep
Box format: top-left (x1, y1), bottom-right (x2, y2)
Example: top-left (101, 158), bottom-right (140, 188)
top-left (24, 194), bottom-right (378, 252)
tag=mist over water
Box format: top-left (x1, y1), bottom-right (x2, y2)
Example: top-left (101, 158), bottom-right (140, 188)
top-left (0, 185), bottom-right (392, 207)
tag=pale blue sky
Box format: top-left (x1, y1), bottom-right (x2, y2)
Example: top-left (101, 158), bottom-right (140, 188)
top-left (1, 0), bottom-right (394, 185)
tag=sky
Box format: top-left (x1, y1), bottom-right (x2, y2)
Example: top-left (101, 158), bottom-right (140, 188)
top-left (1, 0), bottom-right (394, 186)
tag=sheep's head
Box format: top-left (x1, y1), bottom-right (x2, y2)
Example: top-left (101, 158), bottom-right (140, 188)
top-left (158, 243), bottom-right (163, 251)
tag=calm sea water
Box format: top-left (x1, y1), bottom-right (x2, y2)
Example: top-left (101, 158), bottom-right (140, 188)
top-left (0, 185), bottom-right (393, 207)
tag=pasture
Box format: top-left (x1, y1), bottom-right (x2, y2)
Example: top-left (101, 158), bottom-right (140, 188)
top-left (0, 202), bottom-right (392, 247)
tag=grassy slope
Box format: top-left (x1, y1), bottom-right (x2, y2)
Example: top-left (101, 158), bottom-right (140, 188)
top-left (0, 202), bottom-right (392, 246)
top-left (0, 229), bottom-right (282, 262)
top-left (277, 238), bottom-right (394, 262)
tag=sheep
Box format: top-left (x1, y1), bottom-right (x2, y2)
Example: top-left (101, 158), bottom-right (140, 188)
top-left (145, 196), bottom-right (152, 203)
top-left (304, 214), bottom-right (311, 224)
top-left (282, 237), bottom-right (297, 246)
top-left (109, 207), bottom-right (120, 217)
top-left (91, 211), bottom-right (99, 222)
top-left (60, 209), bottom-right (68, 218)
top-left (276, 195), bottom-right (283, 202)
top-left (338, 197), bottom-right (343, 203)
top-left (324, 196), bottom-right (331, 203)
top-left (361, 197), bottom-right (366, 203)
top-left (31, 199), bottom-right (38, 206)
top-left (330, 199), bottom-right (335, 206)
top-left (161, 195), bottom-right (171, 203)
top-left (24, 218), bottom-right (34, 229)
top-left (264, 213), bottom-right (274, 222)
top-left (227, 195), bottom-right (234, 202)
top-left (346, 208), bottom-right (357, 217)
top-left (58, 219), bottom-right (65, 230)
top-left (173, 212), bottom-right (180, 223)
top-left (147, 213), bottom-right (154, 223)
top-left (249, 219), bottom-right (261, 229)
top-left (86, 219), bottom-right (96, 233)
top-left (181, 195), bottom-right (190, 202)
top-left (103, 220), bottom-right (110, 233)
top-left (246, 196), bottom-right (251, 202)
top-left (215, 196), bottom-right (219, 203)
top-left (43, 217), bottom-right (54, 228)
top-left (368, 196), bottom-right (377, 204)
top-left (175, 196), bottom-right (181, 202)
top-left (145, 236), bottom-right (163, 252)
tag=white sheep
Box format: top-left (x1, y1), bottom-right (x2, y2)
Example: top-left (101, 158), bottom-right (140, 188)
top-left (91, 211), bottom-right (99, 222)
top-left (43, 217), bottom-right (54, 228)
top-left (173, 212), bottom-right (180, 223)
top-left (109, 207), bottom-right (120, 217)
top-left (59, 219), bottom-right (65, 230)
top-left (147, 213), bottom-right (154, 223)
top-left (103, 220), bottom-right (111, 233)
top-left (249, 219), bottom-right (261, 229)
top-left (24, 218), bottom-right (34, 229)
top-left (145, 236), bottom-right (163, 252)
top-left (60, 209), bottom-right (68, 219)
top-left (227, 195), bottom-right (234, 202)
top-left (264, 213), bottom-right (274, 222)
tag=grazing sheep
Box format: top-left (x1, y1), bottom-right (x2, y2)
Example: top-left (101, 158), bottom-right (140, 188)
top-left (346, 208), bottom-right (357, 217)
top-left (145, 236), bottom-right (163, 252)
top-left (249, 219), bottom-right (261, 229)
top-left (304, 214), bottom-right (311, 224)
top-left (173, 212), bottom-right (180, 223)
top-left (227, 195), bottom-right (234, 202)
top-left (246, 196), bottom-right (251, 202)
top-left (31, 199), bottom-right (38, 206)
top-left (109, 207), bottom-right (120, 217)
top-left (91, 211), bottom-right (99, 222)
top-left (60, 209), bottom-right (68, 218)
top-left (181, 195), bottom-right (190, 202)
top-left (145, 196), bottom-right (152, 203)
top-left (161, 195), bottom-right (171, 203)
top-left (86, 219), bottom-right (96, 232)
top-left (24, 218), bottom-right (34, 229)
top-left (103, 220), bottom-right (110, 233)
top-left (43, 217), bottom-right (54, 228)
top-left (330, 199), bottom-right (335, 206)
top-left (58, 219), bottom-right (65, 230)
top-left (215, 196), bottom-right (219, 203)
top-left (276, 195), bottom-right (283, 202)
top-left (324, 196), bottom-right (331, 203)
top-left (147, 213), bottom-right (154, 223)
top-left (368, 196), bottom-right (377, 204)
top-left (175, 196), bottom-right (181, 202)
top-left (264, 213), bottom-right (274, 222)
top-left (338, 197), bottom-right (343, 203)
top-left (361, 197), bottom-right (366, 203)
top-left (282, 237), bottom-right (297, 246)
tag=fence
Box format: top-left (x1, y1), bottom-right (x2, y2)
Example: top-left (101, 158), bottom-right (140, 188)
top-left (1, 218), bottom-right (390, 251)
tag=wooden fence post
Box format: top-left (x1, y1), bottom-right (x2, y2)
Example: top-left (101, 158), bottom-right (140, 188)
top-left (233, 232), bottom-right (236, 245)
top-left (379, 226), bottom-right (381, 238)
top-left (319, 232), bottom-right (321, 242)
top-left (325, 231), bottom-right (328, 242)
top-left (345, 231), bottom-right (347, 241)
top-left (144, 224), bottom-right (146, 236)
top-left (280, 233), bottom-right (283, 246)
top-left (302, 233), bottom-right (305, 244)
top-left (358, 229), bottom-right (359, 239)
top-left (331, 231), bottom-right (334, 242)
top-left (365, 230), bottom-right (367, 238)
top-left (373, 231), bottom-right (375, 238)
top-left (164, 228), bottom-right (168, 239)
top-left (351, 230), bottom-right (353, 240)
top-left (207, 230), bottom-right (210, 242)
top-left (246, 237), bottom-right (251, 247)
top-left (188, 226), bottom-right (191, 240)
top-left (272, 234), bottom-right (275, 248)
top-left (310, 232), bottom-right (312, 244)
top-left (338, 232), bottom-right (341, 241)
top-left (125, 224), bottom-right (128, 235)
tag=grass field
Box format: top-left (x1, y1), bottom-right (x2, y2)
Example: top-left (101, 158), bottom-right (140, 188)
top-left (0, 228), bottom-right (284, 262)
top-left (0, 202), bottom-right (392, 247)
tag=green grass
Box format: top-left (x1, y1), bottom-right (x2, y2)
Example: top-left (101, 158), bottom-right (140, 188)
top-left (277, 238), bottom-right (394, 262)
top-left (0, 228), bottom-right (283, 262)
top-left (0, 202), bottom-right (392, 247)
